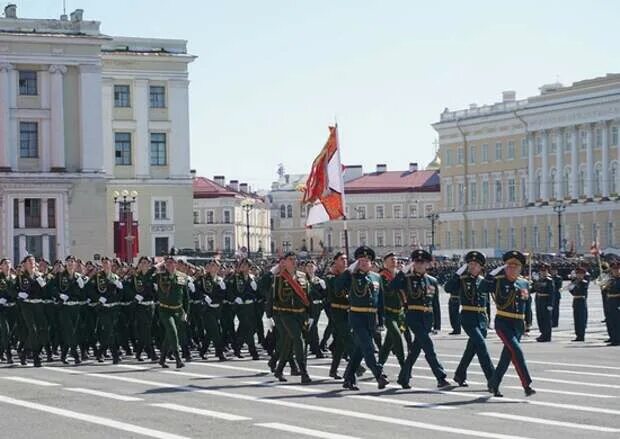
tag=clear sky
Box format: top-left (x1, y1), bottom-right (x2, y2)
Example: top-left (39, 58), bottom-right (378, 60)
top-left (15, 0), bottom-right (620, 189)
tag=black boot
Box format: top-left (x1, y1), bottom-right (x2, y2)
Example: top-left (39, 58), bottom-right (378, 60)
top-left (80, 345), bottom-right (90, 361)
top-left (329, 366), bottom-right (342, 380)
top-left (216, 348), bottom-right (227, 361)
top-left (182, 346), bottom-right (192, 362)
top-left (33, 353), bottom-right (42, 368)
top-left (71, 348), bottom-right (81, 365)
top-left (6, 348), bottom-right (13, 365)
top-left (96, 348), bottom-right (104, 363)
top-left (159, 350), bottom-right (169, 368)
top-left (173, 350), bottom-right (185, 369)
top-left (60, 347), bottom-right (69, 365)
top-left (250, 347), bottom-right (260, 361)
top-left (149, 348), bottom-right (159, 362)
top-left (274, 364), bottom-right (287, 382)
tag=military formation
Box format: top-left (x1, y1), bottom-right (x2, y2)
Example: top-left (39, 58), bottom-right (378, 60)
top-left (0, 247), bottom-right (619, 399)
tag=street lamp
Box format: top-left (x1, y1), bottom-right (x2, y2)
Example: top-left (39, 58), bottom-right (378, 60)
top-left (113, 189), bottom-right (138, 264)
top-left (240, 198), bottom-right (256, 257)
top-left (552, 201), bottom-right (566, 255)
top-left (426, 212), bottom-right (439, 254)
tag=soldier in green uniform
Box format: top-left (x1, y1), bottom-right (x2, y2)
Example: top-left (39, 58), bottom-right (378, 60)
top-left (266, 251), bottom-right (312, 384)
top-left (78, 262), bottom-right (98, 361)
top-left (155, 256), bottom-right (190, 369)
top-left (52, 256), bottom-right (87, 364)
top-left (198, 260), bottom-right (228, 360)
top-left (304, 260), bottom-right (327, 359)
top-left (88, 257), bottom-right (124, 364)
top-left (532, 262), bottom-right (555, 342)
top-left (550, 265), bottom-right (563, 328)
top-left (482, 251), bottom-right (535, 397)
top-left (395, 250), bottom-right (449, 389)
top-left (128, 257), bottom-right (158, 362)
top-left (377, 252), bottom-right (405, 371)
top-left (445, 251), bottom-right (494, 387)
top-left (567, 266), bottom-right (589, 342)
top-left (16, 255), bottom-right (49, 367)
top-left (0, 258), bottom-right (16, 364)
top-left (603, 260), bottom-right (620, 346)
top-left (326, 252), bottom-right (352, 379)
top-left (40, 259), bottom-right (59, 362)
top-left (229, 259), bottom-right (260, 360)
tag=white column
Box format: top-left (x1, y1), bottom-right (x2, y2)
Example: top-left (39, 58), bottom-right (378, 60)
top-left (570, 126), bottom-right (579, 199)
top-left (18, 235), bottom-right (26, 260)
top-left (0, 63), bottom-right (13, 170)
top-left (41, 198), bottom-right (48, 228)
top-left (40, 118), bottom-right (51, 172)
top-left (527, 132), bottom-right (535, 204)
top-left (133, 78), bottom-right (150, 178)
top-left (49, 65), bottom-right (67, 171)
top-left (168, 79), bottom-right (191, 179)
top-left (555, 128), bottom-right (564, 200)
top-left (79, 64), bottom-right (104, 173)
top-left (541, 130), bottom-right (549, 203)
top-left (101, 79), bottom-right (114, 175)
top-left (585, 123), bottom-right (594, 199)
top-left (601, 121), bottom-right (610, 198)
top-left (18, 198), bottom-right (25, 228)
top-left (42, 235), bottom-right (50, 261)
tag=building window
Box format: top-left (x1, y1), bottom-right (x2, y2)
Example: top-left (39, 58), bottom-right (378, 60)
top-left (224, 235), bottom-right (233, 251)
top-left (286, 205), bottom-right (293, 218)
top-left (357, 206), bottom-right (366, 219)
top-left (114, 85), bottom-right (131, 107)
top-left (521, 138), bottom-right (528, 158)
top-left (550, 170), bottom-right (557, 199)
top-left (521, 226), bottom-right (527, 249)
top-left (481, 181), bottom-right (489, 207)
top-left (612, 127), bottom-right (619, 146)
top-left (469, 182), bottom-right (477, 206)
top-left (393, 205), bottom-right (402, 219)
top-left (507, 141), bottom-right (515, 159)
top-left (563, 169), bottom-right (570, 197)
top-left (206, 210), bottom-right (214, 224)
top-left (594, 165), bottom-right (602, 196)
top-left (47, 199), bottom-right (55, 228)
top-left (358, 231), bottom-right (368, 246)
top-left (154, 200), bottom-right (169, 221)
top-left (610, 163), bottom-right (618, 194)
top-left (114, 132), bottom-right (132, 165)
top-left (596, 129), bottom-right (602, 148)
top-left (193, 211), bottom-right (199, 224)
top-left (457, 147), bottom-right (464, 164)
top-left (495, 142), bottom-right (503, 160)
top-left (376, 231), bottom-right (385, 247)
top-left (468, 145), bottom-right (476, 164)
top-left (394, 230), bottom-right (402, 247)
top-left (509, 227), bottom-right (516, 249)
top-left (470, 230), bottom-right (476, 248)
top-left (280, 205), bottom-right (286, 218)
top-left (508, 178), bottom-right (516, 202)
top-left (445, 231), bottom-right (451, 248)
top-left (533, 225), bottom-right (540, 249)
top-left (149, 86), bottom-right (166, 108)
top-left (376, 205), bottom-right (384, 219)
top-left (580, 130), bottom-right (587, 150)
top-left (482, 229), bottom-right (488, 248)
top-left (458, 231), bottom-right (464, 249)
top-left (19, 121), bottom-right (38, 158)
top-left (24, 199), bottom-right (41, 228)
top-left (18, 71), bottom-right (37, 96)
top-left (482, 144), bottom-right (489, 162)
top-left (409, 204), bottom-right (418, 218)
top-left (445, 149), bottom-right (453, 166)
top-left (578, 169), bottom-right (586, 197)
top-left (547, 225), bottom-right (553, 250)
top-left (223, 210), bottom-right (231, 224)
top-left (496, 228), bottom-right (502, 250)
top-left (458, 183), bottom-right (464, 207)
top-left (495, 180), bottom-right (502, 203)
top-left (409, 231), bottom-right (418, 247)
top-left (150, 133), bottom-right (167, 166)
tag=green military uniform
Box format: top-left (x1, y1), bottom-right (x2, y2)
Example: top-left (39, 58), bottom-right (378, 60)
top-left (307, 273), bottom-right (327, 358)
top-left (116, 273), bottom-right (136, 357)
top-left (0, 271), bottom-right (16, 363)
top-left (532, 267), bottom-right (555, 342)
top-left (155, 270), bottom-right (190, 368)
top-left (567, 272), bottom-right (589, 341)
top-left (377, 268), bottom-right (405, 368)
top-left (602, 266), bottom-right (620, 345)
top-left (127, 268), bottom-right (158, 361)
top-left (52, 269), bottom-right (87, 364)
top-left (326, 269), bottom-right (352, 379)
top-left (198, 272), bottom-right (227, 360)
top-left (229, 272), bottom-right (260, 359)
top-left (16, 271), bottom-right (50, 367)
top-left (88, 270), bottom-right (123, 363)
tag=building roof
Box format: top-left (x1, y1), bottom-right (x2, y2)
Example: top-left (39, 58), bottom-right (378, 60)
top-left (344, 169), bottom-right (440, 194)
top-left (193, 176), bottom-right (264, 202)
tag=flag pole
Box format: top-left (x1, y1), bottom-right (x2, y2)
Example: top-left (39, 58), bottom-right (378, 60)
top-left (334, 121), bottom-right (350, 261)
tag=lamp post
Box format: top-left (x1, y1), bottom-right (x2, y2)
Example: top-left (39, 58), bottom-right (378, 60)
top-left (426, 212), bottom-right (439, 254)
top-left (113, 189), bottom-right (138, 264)
top-left (240, 198), bottom-right (255, 258)
top-left (552, 201), bottom-right (566, 255)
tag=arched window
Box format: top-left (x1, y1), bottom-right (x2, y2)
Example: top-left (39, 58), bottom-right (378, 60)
top-left (594, 164), bottom-right (602, 196)
top-left (535, 171), bottom-right (542, 200)
top-left (280, 204), bottom-right (286, 218)
top-left (579, 167), bottom-right (586, 197)
top-left (286, 204), bottom-right (293, 218)
top-left (563, 167), bottom-right (571, 198)
top-left (550, 169), bottom-right (557, 200)
top-left (610, 162), bottom-right (618, 195)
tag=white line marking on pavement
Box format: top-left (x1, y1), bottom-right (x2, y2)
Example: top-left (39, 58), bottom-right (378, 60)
top-left (437, 353), bottom-right (620, 370)
top-left (0, 394), bottom-right (189, 439)
top-left (502, 386), bottom-right (616, 399)
top-left (546, 369), bottom-right (620, 378)
top-left (2, 376), bottom-right (60, 386)
top-left (65, 387), bottom-right (144, 402)
top-left (255, 422), bottom-right (360, 439)
top-left (162, 371), bottom-right (218, 379)
top-left (151, 402), bottom-right (251, 421)
top-left (116, 364), bottom-right (150, 371)
top-left (42, 366), bottom-right (81, 375)
top-left (478, 412), bottom-right (620, 433)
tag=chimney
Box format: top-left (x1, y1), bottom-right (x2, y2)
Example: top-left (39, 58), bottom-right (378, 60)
top-left (344, 165), bottom-right (363, 182)
top-left (229, 180), bottom-right (239, 192)
top-left (502, 90), bottom-right (516, 102)
top-left (70, 9), bottom-right (84, 22)
top-left (469, 103), bottom-right (478, 110)
top-left (409, 162), bottom-right (418, 172)
top-left (376, 164), bottom-right (387, 173)
top-left (240, 182), bottom-right (249, 193)
top-left (190, 169), bottom-right (196, 179)
top-left (4, 4), bottom-right (16, 18)
top-left (213, 175), bottom-right (225, 186)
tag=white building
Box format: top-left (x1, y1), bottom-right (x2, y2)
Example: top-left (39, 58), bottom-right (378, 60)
top-left (0, 5), bottom-right (195, 261)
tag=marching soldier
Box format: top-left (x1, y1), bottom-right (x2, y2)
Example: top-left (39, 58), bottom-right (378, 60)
top-left (446, 265), bottom-right (462, 335)
top-left (305, 260), bottom-right (327, 359)
top-left (198, 260), bottom-right (228, 360)
top-left (568, 266), bottom-right (589, 342)
top-left (229, 259), bottom-right (260, 360)
top-left (396, 249), bottom-right (449, 389)
top-left (0, 258), bottom-right (16, 364)
top-left (602, 260), bottom-right (620, 346)
top-left (326, 252), bottom-right (352, 379)
top-left (377, 252), bottom-right (406, 371)
top-left (550, 265), bottom-right (563, 328)
top-left (532, 262), bottom-right (555, 342)
top-left (482, 251), bottom-right (535, 397)
top-left (339, 246), bottom-right (389, 391)
top-left (128, 256), bottom-right (158, 362)
top-left (155, 256), bottom-right (190, 369)
top-left (445, 251), bottom-right (494, 387)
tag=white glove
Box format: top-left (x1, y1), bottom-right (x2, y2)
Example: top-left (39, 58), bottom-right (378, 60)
top-left (347, 260), bottom-right (360, 273)
top-left (135, 294), bottom-right (144, 302)
top-left (188, 281), bottom-right (195, 293)
top-left (265, 318), bottom-right (275, 331)
top-left (307, 318), bottom-right (314, 328)
top-left (59, 294), bottom-right (69, 302)
top-left (36, 277), bottom-right (46, 287)
top-left (204, 295), bottom-right (213, 305)
top-left (456, 264), bottom-right (468, 276)
top-left (402, 263), bottom-right (413, 274)
top-left (18, 292), bottom-right (29, 300)
top-left (0, 298), bottom-right (7, 305)
top-left (532, 272), bottom-right (540, 281)
top-left (234, 297), bottom-right (243, 305)
top-left (181, 312), bottom-right (188, 322)
top-left (77, 277), bottom-right (85, 289)
top-left (490, 265), bottom-right (506, 276)
top-left (318, 279), bottom-right (326, 289)
top-left (218, 279), bottom-right (226, 290)
top-left (114, 280), bottom-right (123, 289)
top-left (154, 284), bottom-right (158, 291)
top-left (98, 296), bottom-right (107, 304)
top-left (567, 283), bottom-right (575, 291)
top-left (270, 265), bottom-right (280, 275)
top-left (250, 280), bottom-right (257, 291)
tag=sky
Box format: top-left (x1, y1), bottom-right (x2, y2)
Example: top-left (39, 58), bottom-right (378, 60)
top-left (14, 0), bottom-right (620, 190)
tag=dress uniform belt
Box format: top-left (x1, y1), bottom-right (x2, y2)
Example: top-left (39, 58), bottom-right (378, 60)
top-left (384, 306), bottom-right (402, 314)
top-left (0, 303), bottom-right (15, 308)
top-left (63, 301), bottom-right (87, 306)
top-left (273, 306), bottom-right (306, 313)
top-left (536, 293), bottom-right (550, 297)
top-left (606, 293), bottom-right (620, 298)
top-left (349, 306), bottom-right (377, 313)
top-left (42, 300), bottom-right (55, 304)
top-left (407, 305), bottom-right (433, 312)
top-left (312, 300), bottom-right (323, 305)
top-left (207, 303), bottom-right (221, 308)
top-left (101, 303), bottom-right (120, 308)
top-left (330, 303), bottom-right (350, 310)
top-left (159, 303), bottom-right (183, 310)
top-left (461, 305), bottom-right (486, 313)
top-left (496, 310), bottom-right (525, 320)
top-left (189, 300), bottom-right (203, 305)
top-left (138, 301), bottom-right (155, 306)
top-left (243, 300), bottom-right (255, 305)
top-left (119, 302), bottom-right (132, 307)
top-left (572, 296), bottom-right (586, 300)
top-left (23, 299), bottom-right (43, 304)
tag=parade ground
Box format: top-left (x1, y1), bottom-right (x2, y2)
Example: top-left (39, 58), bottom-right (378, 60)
top-left (0, 284), bottom-right (617, 439)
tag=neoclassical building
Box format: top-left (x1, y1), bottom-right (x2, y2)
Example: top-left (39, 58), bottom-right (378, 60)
top-left (434, 74), bottom-right (620, 256)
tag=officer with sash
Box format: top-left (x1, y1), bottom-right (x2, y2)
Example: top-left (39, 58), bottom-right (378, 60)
top-left (339, 246), bottom-right (389, 390)
top-left (482, 251), bottom-right (535, 397)
top-left (568, 266), bottom-right (589, 342)
top-left (532, 262), bottom-right (555, 342)
top-left (445, 251), bottom-right (494, 387)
